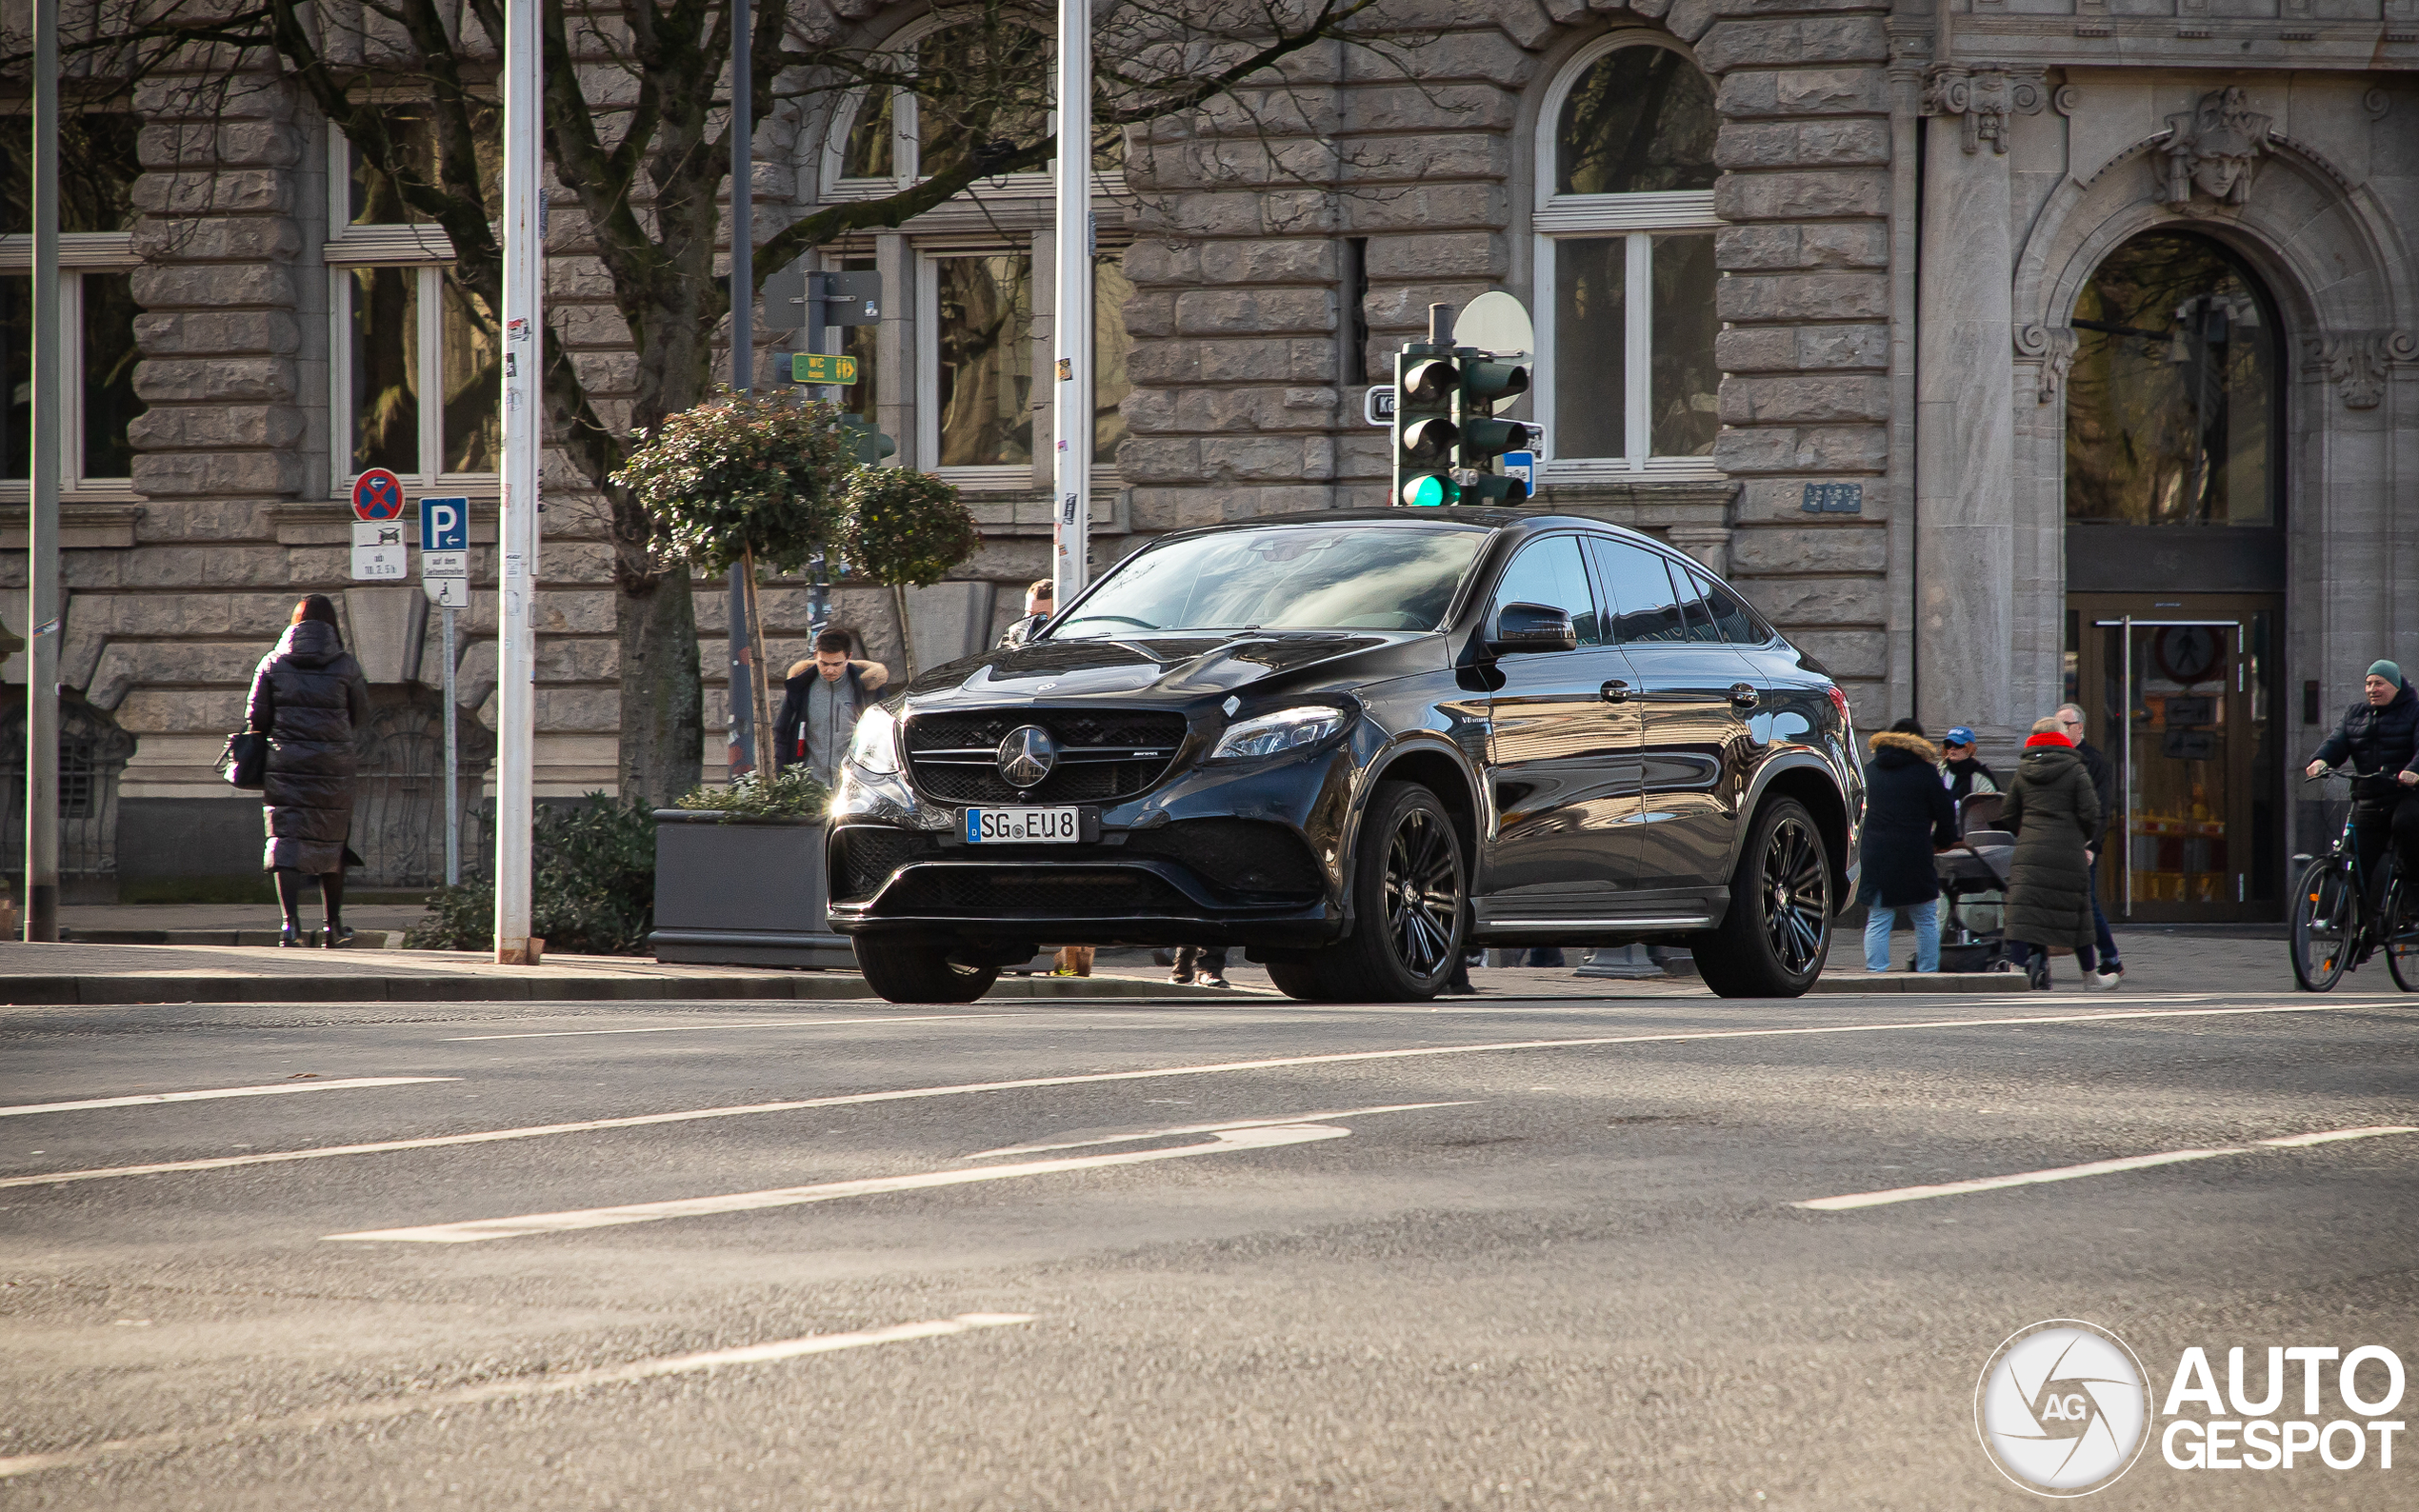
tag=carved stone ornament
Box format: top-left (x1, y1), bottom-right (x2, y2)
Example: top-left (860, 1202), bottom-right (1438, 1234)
top-left (2015, 324), bottom-right (2082, 404)
top-left (2162, 88), bottom-right (2273, 209)
top-left (2307, 331), bottom-right (2417, 410)
top-left (1925, 67), bottom-right (2047, 155)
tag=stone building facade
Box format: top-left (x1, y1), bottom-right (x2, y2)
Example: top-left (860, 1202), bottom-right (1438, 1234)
top-left (4, 0), bottom-right (2415, 925)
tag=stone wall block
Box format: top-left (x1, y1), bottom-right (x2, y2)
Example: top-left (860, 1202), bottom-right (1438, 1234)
top-left (131, 357), bottom-right (297, 406)
top-left (1714, 118), bottom-right (1890, 169)
top-left (1695, 18), bottom-right (1889, 72)
top-left (1343, 132), bottom-right (1512, 185)
top-left (1194, 337), bottom-right (1335, 385)
top-left (1342, 85), bottom-right (1517, 136)
top-left (1719, 374), bottom-right (1889, 425)
top-left (1197, 238), bottom-right (1335, 286)
top-left (130, 216), bottom-right (302, 264)
top-left (1799, 222), bottom-right (1889, 268)
top-left (130, 167), bottom-right (291, 217)
top-left (1716, 69), bottom-right (1889, 120)
top-left (1174, 286), bottom-right (1334, 337)
top-left (1715, 271), bottom-right (1889, 323)
top-left (137, 122), bottom-right (303, 170)
top-left (129, 263), bottom-right (297, 310)
top-left (1714, 168), bottom-right (1888, 222)
top-left (1121, 289), bottom-right (1177, 339)
top-left (1781, 627), bottom-right (1886, 679)
top-left (1365, 231), bottom-right (1507, 281)
top-left (1342, 183), bottom-right (1508, 234)
top-left (1729, 575), bottom-right (1885, 626)
top-left (1115, 437), bottom-right (1204, 484)
top-left (132, 70), bottom-right (296, 124)
top-left (126, 405), bottom-right (305, 452)
top-left (130, 450), bottom-right (308, 500)
top-left (1119, 239), bottom-right (1202, 287)
top-left (1712, 424), bottom-right (1888, 474)
top-left (1200, 435), bottom-right (1317, 483)
top-left (1130, 487), bottom-right (1229, 532)
top-left (1362, 281), bottom-right (1502, 332)
top-left (133, 309), bottom-right (301, 357)
top-left (1727, 525), bottom-right (1888, 574)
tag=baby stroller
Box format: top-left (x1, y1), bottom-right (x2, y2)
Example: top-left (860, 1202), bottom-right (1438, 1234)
top-left (1931, 791), bottom-right (2016, 973)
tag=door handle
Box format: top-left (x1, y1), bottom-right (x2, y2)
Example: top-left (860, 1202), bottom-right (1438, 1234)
top-left (1729, 682), bottom-right (1761, 709)
top-left (1600, 679), bottom-right (1632, 704)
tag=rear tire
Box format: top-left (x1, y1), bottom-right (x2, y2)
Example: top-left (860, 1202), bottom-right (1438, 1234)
top-left (2289, 859), bottom-right (2352, 992)
top-left (853, 939), bottom-right (1000, 1004)
top-left (1695, 798), bottom-right (1832, 999)
top-left (1269, 782), bottom-right (1466, 1004)
top-left (2386, 876), bottom-right (2419, 993)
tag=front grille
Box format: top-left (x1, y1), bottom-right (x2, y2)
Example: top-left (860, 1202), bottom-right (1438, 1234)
top-left (830, 826), bottom-right (925, 902)
top-left (876, 865), bottom-right (1194, 917)
top-left (903, 708), bottom-right (1189, 806)
top-left (1123, 819), bottom-right (1326, 899)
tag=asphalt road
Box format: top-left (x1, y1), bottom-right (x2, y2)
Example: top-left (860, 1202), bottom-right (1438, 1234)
top-left (3, 982), bottom-right (2415, 1510)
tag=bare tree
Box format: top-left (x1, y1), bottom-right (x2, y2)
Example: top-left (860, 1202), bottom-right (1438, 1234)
top-left (44, 0), bottom-right (1401, 806)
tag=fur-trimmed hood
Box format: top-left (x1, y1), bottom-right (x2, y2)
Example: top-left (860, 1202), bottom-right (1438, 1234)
top-left (1868, 728), bottom-right (1940, 765)
top-left (786, 657), bottom-right (890, 690)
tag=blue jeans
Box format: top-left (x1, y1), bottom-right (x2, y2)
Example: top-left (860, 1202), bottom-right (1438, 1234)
top-left (1865, 898), bottom-right (1941, 973)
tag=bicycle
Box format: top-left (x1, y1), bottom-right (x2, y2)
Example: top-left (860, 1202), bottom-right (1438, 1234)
top-left (2289, 768), bottom-right (2419, 991)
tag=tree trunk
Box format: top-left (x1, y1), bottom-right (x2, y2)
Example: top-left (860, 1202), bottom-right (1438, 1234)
top-left (615, 571), bottom-right (704, 810)
top-left (742, 546), bottom-right (779, 779)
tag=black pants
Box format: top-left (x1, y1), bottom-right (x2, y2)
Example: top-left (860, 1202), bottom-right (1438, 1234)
top-left (2351, 789), bottom-right (2419, 918)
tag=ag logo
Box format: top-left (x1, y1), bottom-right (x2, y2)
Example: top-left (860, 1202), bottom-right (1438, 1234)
top-left (1976, 1320), bottom-right (2151, 1496)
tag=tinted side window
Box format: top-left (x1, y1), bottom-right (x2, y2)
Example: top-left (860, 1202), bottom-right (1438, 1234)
top-left (1689, 567), bottom-right (1768, 645)
top-left (1590, 539), bottom-right (1686, 643)
top-left (1669, 562), bottom-right (1725, 643)
top-left (1490, 535), bottom-right (1602, 646)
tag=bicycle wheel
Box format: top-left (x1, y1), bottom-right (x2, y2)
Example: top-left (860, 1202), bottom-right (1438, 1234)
top-left (2388, 878), bottom-right (2419, 993)
top-left (2290, 858), bottom-right (2356, 991)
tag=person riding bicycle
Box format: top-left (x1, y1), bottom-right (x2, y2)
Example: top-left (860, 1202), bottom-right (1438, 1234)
top-left (2305, 661), bottom-right (2419, 936)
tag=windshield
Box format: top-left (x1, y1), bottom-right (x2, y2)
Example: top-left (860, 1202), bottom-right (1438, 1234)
top-left (1050, 524), bottom-right (1489, 639)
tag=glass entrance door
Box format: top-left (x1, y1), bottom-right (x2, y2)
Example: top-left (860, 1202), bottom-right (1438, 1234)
top-left (2068, 594), bottom-right (2282, 923)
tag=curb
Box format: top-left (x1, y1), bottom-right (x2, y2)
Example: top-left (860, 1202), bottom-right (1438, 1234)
top-left (1809, 973), bottom-right (2024, 994)
top-left (0, 971), bottom-right (1256, 1007)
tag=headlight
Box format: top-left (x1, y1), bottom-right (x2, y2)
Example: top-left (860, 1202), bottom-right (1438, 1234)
top-left (1210, 706), bottom-right (1347, 762)
top-left (847, 706), bottom-right (901, 775)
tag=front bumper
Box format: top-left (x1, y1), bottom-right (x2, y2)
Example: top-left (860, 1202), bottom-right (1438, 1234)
top-left (826, 745), bottom-right (1355, 948)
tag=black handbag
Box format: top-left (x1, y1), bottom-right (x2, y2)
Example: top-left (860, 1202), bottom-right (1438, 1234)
top-left (217, 731), bottom-right (268, 790)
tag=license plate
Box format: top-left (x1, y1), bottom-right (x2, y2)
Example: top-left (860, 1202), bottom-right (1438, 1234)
top-left (965, 806), bottom-right (1082, 844)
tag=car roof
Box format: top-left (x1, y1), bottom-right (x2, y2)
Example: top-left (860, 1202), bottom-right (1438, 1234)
top-left (1155, 508), bottom-right (1691, 562)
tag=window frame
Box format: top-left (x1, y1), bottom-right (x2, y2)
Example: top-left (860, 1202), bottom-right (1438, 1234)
top-left (325, 121), bottom-right (499, 494)
top-left (1530, 31), bottom-right (1723, 482)
top-left (0, 232), bottom-right (145, 493)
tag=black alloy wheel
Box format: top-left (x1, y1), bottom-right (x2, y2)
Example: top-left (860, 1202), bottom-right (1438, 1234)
top-left (1696, 798), bottom-right (1832, 999)
top-left (1268, 782), bottom-right (1466, 1004)
top-left (853, 939), bottom-right (1001, 1004)
top-left (2289, 857), bottom-right (2353, 992)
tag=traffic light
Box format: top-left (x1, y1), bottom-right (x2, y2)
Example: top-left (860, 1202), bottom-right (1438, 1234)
top-left (1391, 346), bottom-right (1459, 507)
top-left (1452, 357), bottom-right (1537, 504)
top-left (837, 414), bottom-right (896, 467)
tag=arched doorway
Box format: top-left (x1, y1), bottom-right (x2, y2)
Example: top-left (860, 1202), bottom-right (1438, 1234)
top-left (2063, 230), bottom-right (2286, 924)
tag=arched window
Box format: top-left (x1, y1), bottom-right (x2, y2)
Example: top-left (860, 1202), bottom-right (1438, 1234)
top-left (2065, 230), bottom-right (2279, 528)
top-left (1532, 37), bottom-right (1721, 475)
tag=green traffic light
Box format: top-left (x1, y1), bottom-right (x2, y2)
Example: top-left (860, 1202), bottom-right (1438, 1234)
top-left (1400, 474), bottom-right (1453, 507)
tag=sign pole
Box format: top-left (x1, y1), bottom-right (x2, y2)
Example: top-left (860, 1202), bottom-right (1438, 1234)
top-left (724, 0), bottom-right (759, 780)
top-left (417, 497), bottom-right (468, 885)
top-left (443, 606), bottom-right (459, 886)
top-left (494, 0), bottom-right (543, 964)
top-left (1050, 0), bottom-right (1092, 610)
top-left (21, 0), bottom-right (59, 941)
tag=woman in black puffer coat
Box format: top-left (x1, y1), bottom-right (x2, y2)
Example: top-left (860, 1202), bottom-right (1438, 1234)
top-left (1857, 724), bottom-right (1957, 972)
top-left (248, 595), bottom-right (372, 946)
top-left (2002, 717), bottom-right (2105, 991)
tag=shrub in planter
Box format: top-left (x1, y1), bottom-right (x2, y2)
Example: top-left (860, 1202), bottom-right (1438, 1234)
top-left (674, 766), bottom-right (830, 822)
top-left (402, 794), bottom-right (658, 955)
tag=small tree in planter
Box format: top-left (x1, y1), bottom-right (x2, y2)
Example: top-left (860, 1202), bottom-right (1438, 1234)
top-left (837, 465), bottom-right (982, 678)
top-left (611, 389), bottom-right (850, 774)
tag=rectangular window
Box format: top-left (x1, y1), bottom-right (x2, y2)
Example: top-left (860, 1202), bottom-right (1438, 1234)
top-left (1552, 237), bottom-right (1629, 461)
top-left (929, 251), bottom-right (1033, 471)
top-left (347, 103), bottom-right (503, 227)
top-left (1649, 233), bottom-right (1719, 459)
top-left (348, 266), bottom-right (421, 475)
top-left (336, 264), bottom-right (498, 484)
top-left (0, 271), bottom-right (150, 485)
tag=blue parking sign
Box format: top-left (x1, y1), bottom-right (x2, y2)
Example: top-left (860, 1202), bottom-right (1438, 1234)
top-left (420, 497), bottom-right (469, 553)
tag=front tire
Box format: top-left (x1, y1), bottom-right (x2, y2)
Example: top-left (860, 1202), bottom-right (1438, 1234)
top-left (1696, 798), bottom-right (1832, 999)
top-left (2289, 859), bottom-right (2353, 992)
top-left (1270, 782), bottom-right (1466, 1004)
top-left (853, 939), bottom-right (1000, 1004)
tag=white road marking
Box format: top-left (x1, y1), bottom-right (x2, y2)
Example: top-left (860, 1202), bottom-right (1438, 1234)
top-left (1794, 1124), bottom-right (2419, 1211)
top-left (959, 1101), bottom-right (1473, 1159)
top-left (445, 1013), bottom-right (1027, 1042)
top-left (0, 1312), bottom-right (1032, 1481)
top-left (330, 1122), bottom-right (1357, 1243)
top-left (0, 1001), bottom-right (2389, 1191)
top-left (0, 1077), bottom-right (456, 1119)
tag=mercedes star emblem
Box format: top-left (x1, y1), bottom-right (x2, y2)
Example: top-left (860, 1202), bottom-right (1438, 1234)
top-left (996, 725), bottom-right (1058, 789)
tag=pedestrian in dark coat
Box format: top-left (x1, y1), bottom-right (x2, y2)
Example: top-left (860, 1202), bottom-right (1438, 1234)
top-left (2002, 717), bottom-right (2107, 990)
top-left (247, 595), bottom-right (372, 946)
top-left (1857, 725), bottom-right (1957, 971)
top-left (2304, 661), bottom-right (2419, 922)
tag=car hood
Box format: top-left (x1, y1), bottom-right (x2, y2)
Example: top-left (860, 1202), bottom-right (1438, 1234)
top-left (902, 630), bottom-right (1438, 706)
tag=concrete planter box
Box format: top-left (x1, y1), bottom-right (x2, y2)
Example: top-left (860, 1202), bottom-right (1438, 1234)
top-left (648, 810), bottom-right (854, 968)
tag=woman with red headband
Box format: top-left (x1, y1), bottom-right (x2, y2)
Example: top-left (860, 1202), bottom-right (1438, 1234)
top-left (2001, 715), bottom-right (2112, 991)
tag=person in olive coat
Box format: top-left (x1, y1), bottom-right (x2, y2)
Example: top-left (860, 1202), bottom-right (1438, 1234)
top-left (2001, 717), bottom-right (2109, 991)
top-left (247, 595), bottom-right (372, 946)
top-left (1858, 722), bottom-right (1957, 972)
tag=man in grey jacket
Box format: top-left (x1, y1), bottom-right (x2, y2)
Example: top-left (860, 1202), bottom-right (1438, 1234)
top-left (772, 630), bottom-right (890, 787)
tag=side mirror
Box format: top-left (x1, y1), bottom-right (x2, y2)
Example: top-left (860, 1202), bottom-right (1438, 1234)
top-left (1001, 613), bottom-right (1045, 648)
top-left (1489, 602), bottom-right (1578, 655)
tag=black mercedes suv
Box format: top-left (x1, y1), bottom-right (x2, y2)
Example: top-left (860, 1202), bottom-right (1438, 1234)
top-left (828, 509), bottom-right (1863, 1003)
